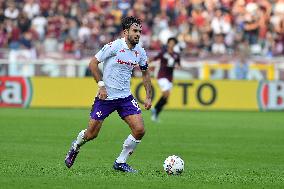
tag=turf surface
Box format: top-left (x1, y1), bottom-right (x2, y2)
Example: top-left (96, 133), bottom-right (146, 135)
top-left (0, 108), bottom-right (283, 188)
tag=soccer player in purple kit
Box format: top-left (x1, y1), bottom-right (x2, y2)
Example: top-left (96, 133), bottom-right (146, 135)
top-left (65, 16), bottom-right (152, 173)
top-left (151, 37), bottom-right (180, 122)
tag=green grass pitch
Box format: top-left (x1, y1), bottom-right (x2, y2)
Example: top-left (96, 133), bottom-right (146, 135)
top-left (0, 108), bottom-right (284, 188)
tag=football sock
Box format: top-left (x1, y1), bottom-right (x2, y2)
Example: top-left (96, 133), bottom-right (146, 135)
top-left (154, 96), bottom-right (168, 116)
top-left (74, 129), bottom-right (87, 151)
top-left (116, 134), bottom-right (141, 163)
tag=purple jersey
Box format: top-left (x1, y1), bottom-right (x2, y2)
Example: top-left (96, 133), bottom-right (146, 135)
top-left (154, 50), bottom-right (180, 82)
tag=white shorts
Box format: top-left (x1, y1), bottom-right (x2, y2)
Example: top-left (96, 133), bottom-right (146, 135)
top-left (158, 78), bottom-right (173, 92)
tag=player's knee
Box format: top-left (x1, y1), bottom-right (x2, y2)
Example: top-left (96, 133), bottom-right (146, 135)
top-left (139, 127), bottom-right (145, 137)
top-left (134, 126), bottom-right (145, 139)
top-left (164, 96), bottom-right (168, 103)
top-left (163, 91), bottom-right (170, 98)
top-left (86, 133), bottom-right (98, 141)
top-left (85, 120), bottom-right (102, 140)
top-left (85, 130), bottom-right (98, 140)
top-left (89, 133), bottom-right (98, 140)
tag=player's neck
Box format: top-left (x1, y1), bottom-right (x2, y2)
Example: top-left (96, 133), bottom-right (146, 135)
top-left (168, 49), bottom-right (174, 54)
top-left (125, 40), bottom-right (135, 50)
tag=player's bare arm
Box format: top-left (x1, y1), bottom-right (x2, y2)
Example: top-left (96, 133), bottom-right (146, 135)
top-left (89, 57), bottom-right (108, 100)
top-left (175, 63), bottom-right (181, 70)
top-left (142, 69), bottom-right (152, 110)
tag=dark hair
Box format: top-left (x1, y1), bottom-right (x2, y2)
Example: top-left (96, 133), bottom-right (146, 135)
top-left (121, 16), bottom-right (141, 30)
top-left (167, 37), bottom-right (178, 44)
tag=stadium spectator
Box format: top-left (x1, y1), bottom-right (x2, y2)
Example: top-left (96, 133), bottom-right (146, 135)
top-left (211, 8), bottom-right (231, 35)
top-left (0, 0), bottom-right (283, 59)
top-left (234, 49), bottom-right (249, 80)
top-left (23, 0), bottom-right (40, 19)
top-left (42, 33), bottom-right (59, 55)
top-left (17, 12), bottom-right (31, 33)
top-left (211, 34), bottom-right (226, 55)
top-left (78, 19), bottom-right (91, 43)
top-left (198, 32), bottom-right (212, 57)
top-left (31, 11), bottom-right (47, 41)
top-left (4, 2), bottom-right (19, 20)
top-left (19, 31), bottom-right (34, 49)
top-left (0, 23), bottom-right (7, 48)
top-left (63, 36), bottom-right (74, 53)
top-left (118, 0), bottom-right (131, 16)
top-left (7, 20), bottom-right (21, 50)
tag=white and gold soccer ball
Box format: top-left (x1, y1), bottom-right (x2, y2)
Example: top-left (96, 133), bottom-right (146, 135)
top-left (163, 155), bottom-right (184, 175)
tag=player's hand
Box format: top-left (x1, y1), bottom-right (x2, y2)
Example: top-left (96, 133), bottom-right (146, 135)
top-left (175, 64), bottom-right (181, 70)
top-left (98, 86), bottom-right (108, 100)
top-left (144, 97), bottom-right (152, 110)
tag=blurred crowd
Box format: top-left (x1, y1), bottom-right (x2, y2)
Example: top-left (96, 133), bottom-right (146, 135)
top-left (0, 0), bottom-right (284, 59)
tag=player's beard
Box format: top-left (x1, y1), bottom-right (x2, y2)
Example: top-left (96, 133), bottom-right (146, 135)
top-left (128, 35), bottom-right (139, 46)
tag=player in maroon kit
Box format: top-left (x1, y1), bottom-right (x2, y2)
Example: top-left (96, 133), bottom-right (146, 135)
top-left (151, 37), bottom-right (180, 121)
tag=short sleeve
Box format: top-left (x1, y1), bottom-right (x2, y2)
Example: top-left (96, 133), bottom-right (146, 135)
top-left (138, 48), bottom-right (148, 71)
top-left (153, 52), bottom-right (163, 61)
top-left (95, 41), bottom-right (117, 62)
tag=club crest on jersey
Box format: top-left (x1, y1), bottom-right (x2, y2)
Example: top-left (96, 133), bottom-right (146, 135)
top-left (134, 50), bottom-right (139, 57)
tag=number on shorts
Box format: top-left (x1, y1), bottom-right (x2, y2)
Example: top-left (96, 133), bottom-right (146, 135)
top-left (131, 99), bottom-right (141, 111)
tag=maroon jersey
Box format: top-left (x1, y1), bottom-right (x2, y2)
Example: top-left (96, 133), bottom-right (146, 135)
top-left (154, 50), bottom-right (180, 82)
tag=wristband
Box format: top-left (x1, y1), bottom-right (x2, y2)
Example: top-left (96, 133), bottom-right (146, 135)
top-left (98, 81), bottom-right (105, 87)
top-left (139, 63), bottom-right (148, 71)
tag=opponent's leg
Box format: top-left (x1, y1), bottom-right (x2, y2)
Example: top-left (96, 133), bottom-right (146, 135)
top-left (152, 90), bottom-right (169, 121)
top-left (65, 119), bottom-right (103, 168)
top-left (114, 114), bottom-right (145, 172)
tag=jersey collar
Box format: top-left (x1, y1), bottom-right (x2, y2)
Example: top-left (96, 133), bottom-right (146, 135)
top-left (121, 37), bottom-right (138, 51)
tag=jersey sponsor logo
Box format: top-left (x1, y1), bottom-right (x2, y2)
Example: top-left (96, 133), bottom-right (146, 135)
top-left (117, 59), bottom-right (138, 67)
top-left (258, 81), bottom-right (284, 110)
top-left (0, 77), bottom-right (32, 108)
top-left (119, 49), bottom-right (125, 53)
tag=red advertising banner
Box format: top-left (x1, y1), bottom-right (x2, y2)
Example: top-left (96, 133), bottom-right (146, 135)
top-left (0, 77), bottom-right (32, 107)
top-left (258, 81), bottom-right (284, 111)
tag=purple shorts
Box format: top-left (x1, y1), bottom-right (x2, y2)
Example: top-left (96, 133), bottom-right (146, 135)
top-left (90, 95), bottom-right (141, 120)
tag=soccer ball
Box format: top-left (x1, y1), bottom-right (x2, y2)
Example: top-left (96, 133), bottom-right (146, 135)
top-left (163, 155), bottom-right (184, 175)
